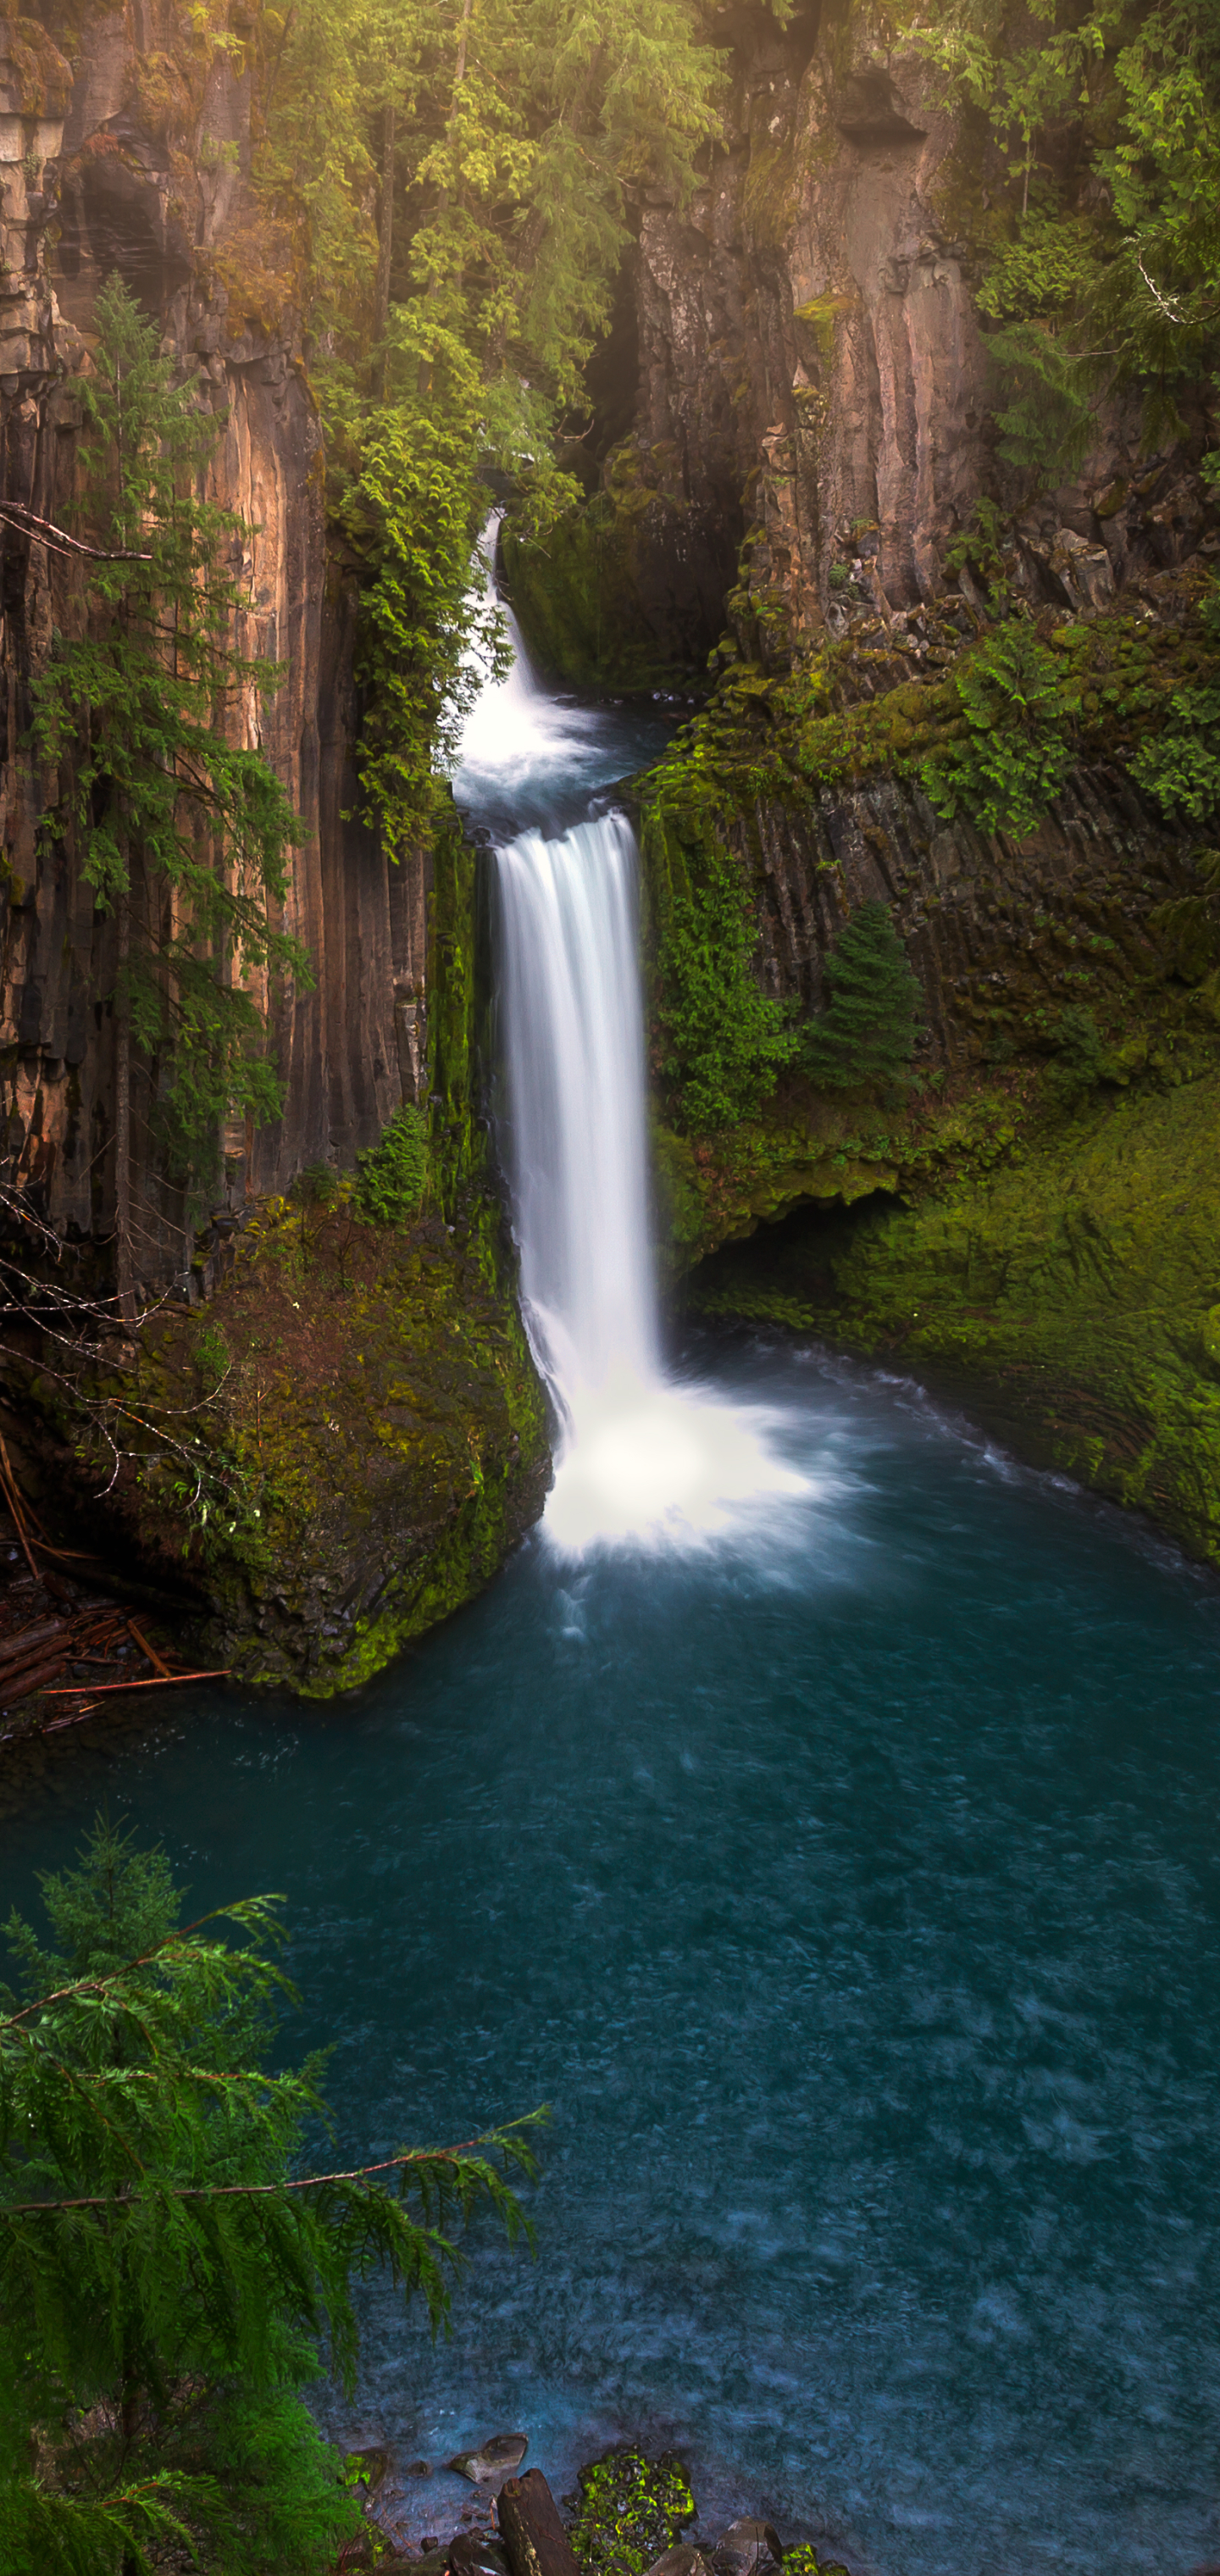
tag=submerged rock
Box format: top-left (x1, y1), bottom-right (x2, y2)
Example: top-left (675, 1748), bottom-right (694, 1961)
top-left (450, 2434), bottom-right (530, 2485)
top-left (712, 2523), bottom-right (784, 2576)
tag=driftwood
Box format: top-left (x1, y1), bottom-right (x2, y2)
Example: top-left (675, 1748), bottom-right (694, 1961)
top-left (496, 2473), bottom-right (582, 2576)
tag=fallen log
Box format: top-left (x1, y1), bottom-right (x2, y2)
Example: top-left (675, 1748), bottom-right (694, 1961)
top-left (0, 1618), bottom-right (65, 1668)
top-left (496, 2473), bottom-right (582, 2576)
top-left (0, 1652), bottom-right (70, 1699)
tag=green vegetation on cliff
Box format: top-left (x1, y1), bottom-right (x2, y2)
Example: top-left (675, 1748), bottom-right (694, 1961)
top-left (30, 278), bottom-right (311, 1298)
top-left (903, 0), bottom-right (1220, 479)
top-left (654, 842), bottom-right (801, 1130)
top-left (694, 1067), bottom-right (1220, 1568)
top-left (247, 0), bottom-right (729, 841)
top-left (0, 1818), bottom-right (538, 2574)
top-left (806, 903), bottom-right (926, 1091)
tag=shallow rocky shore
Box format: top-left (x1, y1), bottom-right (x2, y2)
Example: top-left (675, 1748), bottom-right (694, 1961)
top-left (339, 2438), bottom-right (855, 2576)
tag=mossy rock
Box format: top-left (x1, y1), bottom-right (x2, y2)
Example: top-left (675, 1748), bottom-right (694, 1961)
top-left (568, 2448), bottom-right (696, 2576)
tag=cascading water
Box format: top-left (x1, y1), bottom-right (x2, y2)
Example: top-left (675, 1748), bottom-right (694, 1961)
top-left (456, 538), bottom-right (802, 1552)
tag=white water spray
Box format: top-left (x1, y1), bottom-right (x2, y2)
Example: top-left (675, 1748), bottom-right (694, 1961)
top-left (456, 543), bottom-right (804, 1554)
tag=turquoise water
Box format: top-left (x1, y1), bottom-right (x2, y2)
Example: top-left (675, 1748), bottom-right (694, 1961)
top-left (4, 1341), bottom-right (1219, 2575)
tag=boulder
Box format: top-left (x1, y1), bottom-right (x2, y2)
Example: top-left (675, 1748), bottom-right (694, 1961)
top-left (449, 2535), bottom-right (512, 2576)
top-left (450, 2434), bottom-right (530, 2487)
top-left (497, 2469), bottom-right (583, 2576)
top-left (644, 2548), bottom-right (714, 2576)
top-left (712, 2521), bottom-right (784, 2576)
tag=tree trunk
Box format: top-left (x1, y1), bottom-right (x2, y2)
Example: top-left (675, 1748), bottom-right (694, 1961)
top-left (372, 99), bottom-right (396, 397)
top-left (114, 881), bottom-right (135, 1325)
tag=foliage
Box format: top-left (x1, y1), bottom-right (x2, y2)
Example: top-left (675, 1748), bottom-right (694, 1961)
top-left (254, 0), bottom-right (727, 847)
top-left (805, 902), bottom-right (926, 1093)
top-left (945, 498), bottom-right (1010, 592)
top-left (1041, 1002), bottom-right (1115, 1106)
top-left (30, 277), bottom-right (311, 1189)
top-left (1130, 682), bottom-right (1220, 823)
top-left (923, 622), bottom-right (1073, 836)
top-left (1148, 844), bottom-right (1220, 979)
top-left (982, 319), bottom-right (1098, 491)
top-left (0, 1815), bottom-right (541, 2576)
top-left (568, 2448), bottom-right (696, 2576)
top-left (655, 846), bottom-right (801, 1131)
top-left (899, 0), bottom-right (1220, 466)
top-left (355, 1105), bottom-right (431, 1224)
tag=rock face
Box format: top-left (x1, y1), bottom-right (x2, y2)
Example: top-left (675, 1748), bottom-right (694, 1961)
top-left (507, 7), bottom-right (1211, 685)
top-left (0, 0), bottom-right (430, 1290)
top-left (633, 8), bottom-right (990, 635)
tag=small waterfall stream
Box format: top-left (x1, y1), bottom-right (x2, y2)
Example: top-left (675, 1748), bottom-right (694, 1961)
top-left (456, 539), bottom-right (801, 1552)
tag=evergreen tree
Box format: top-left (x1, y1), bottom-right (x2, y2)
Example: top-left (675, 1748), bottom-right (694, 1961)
top-left (30, 277), bottom-right (312, 1313)
top-left (805, 902), bottom-right (926, 1091)
top-left (0, 1815), bottom-right (539, 2576)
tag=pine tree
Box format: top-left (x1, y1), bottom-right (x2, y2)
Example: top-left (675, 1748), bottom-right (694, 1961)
top-left (30, 277), bottom-right (313, 1313)
top-left (0, 1815), bottom-right (540, 2576)
top-left (805, 902), bottom-right (926, 1091)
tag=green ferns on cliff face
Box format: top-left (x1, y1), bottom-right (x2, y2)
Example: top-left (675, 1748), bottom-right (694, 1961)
top-left (655, 844), bottom-right (801, 1131)
top-left (922, 624), bottom-right (1074, 837)
top-left (0, 1817), bottom-right (539, 2575)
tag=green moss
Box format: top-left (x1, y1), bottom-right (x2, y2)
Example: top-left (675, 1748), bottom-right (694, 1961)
top-left (742, 139), bottom-right (801, 247)
top-left (568, 2450), bottom-right (695, 2576)
top-left (694, 1072), bottom-right (1220, 1568)
top-left (792, 291), bottom-right (856, 361)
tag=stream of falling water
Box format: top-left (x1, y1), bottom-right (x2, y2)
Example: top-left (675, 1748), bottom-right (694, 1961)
top-left (455, 539), bottom-right (804, 1552)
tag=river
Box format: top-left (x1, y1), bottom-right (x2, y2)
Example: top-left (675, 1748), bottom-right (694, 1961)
top-left (3, 574), bottom-right (1218, 2576)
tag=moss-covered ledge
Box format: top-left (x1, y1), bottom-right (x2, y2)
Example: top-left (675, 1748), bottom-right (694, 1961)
top-left (690, 1069), bottom-right (1220, 1571)
top-left (7, 1187), bottom-right (550, 1700)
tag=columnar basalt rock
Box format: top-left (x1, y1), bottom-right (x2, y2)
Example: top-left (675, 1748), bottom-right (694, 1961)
top-left (0, 1), bottom-right (430, 1291)
top-left (633, 8), bottom-right (991, 633)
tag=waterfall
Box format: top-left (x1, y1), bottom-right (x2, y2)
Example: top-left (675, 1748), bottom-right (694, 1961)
top-left (455, 532), bottom-right (803, 1554)
top-left (497, 813), bottom-right (657, 1400)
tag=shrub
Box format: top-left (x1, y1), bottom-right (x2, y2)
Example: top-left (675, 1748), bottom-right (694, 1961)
top-left (1042, 1002), bottom-right (1114, 1107)
top-left (293, 1161), bottom-right (339, 1208)
top-left (657, 847), bottom-right (801, 1132)
top-left (805, 901), bottom-right (926, 1091)
top-left (923, 621), bottom-right (1073, 836)
top-left (354, 1105), bottom-right (430, 1224)
top-left (1131, 685), bottom-right (1220, 825)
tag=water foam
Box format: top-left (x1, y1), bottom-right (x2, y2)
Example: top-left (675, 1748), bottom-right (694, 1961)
top-left (493, 808), bottom-right (803, 1554)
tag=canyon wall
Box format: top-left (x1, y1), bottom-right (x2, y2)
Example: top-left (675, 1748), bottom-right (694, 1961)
top-left (507, 0), bottom-right (1210, 681)
top-left (0, 3), bottom-right (429, 1297)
